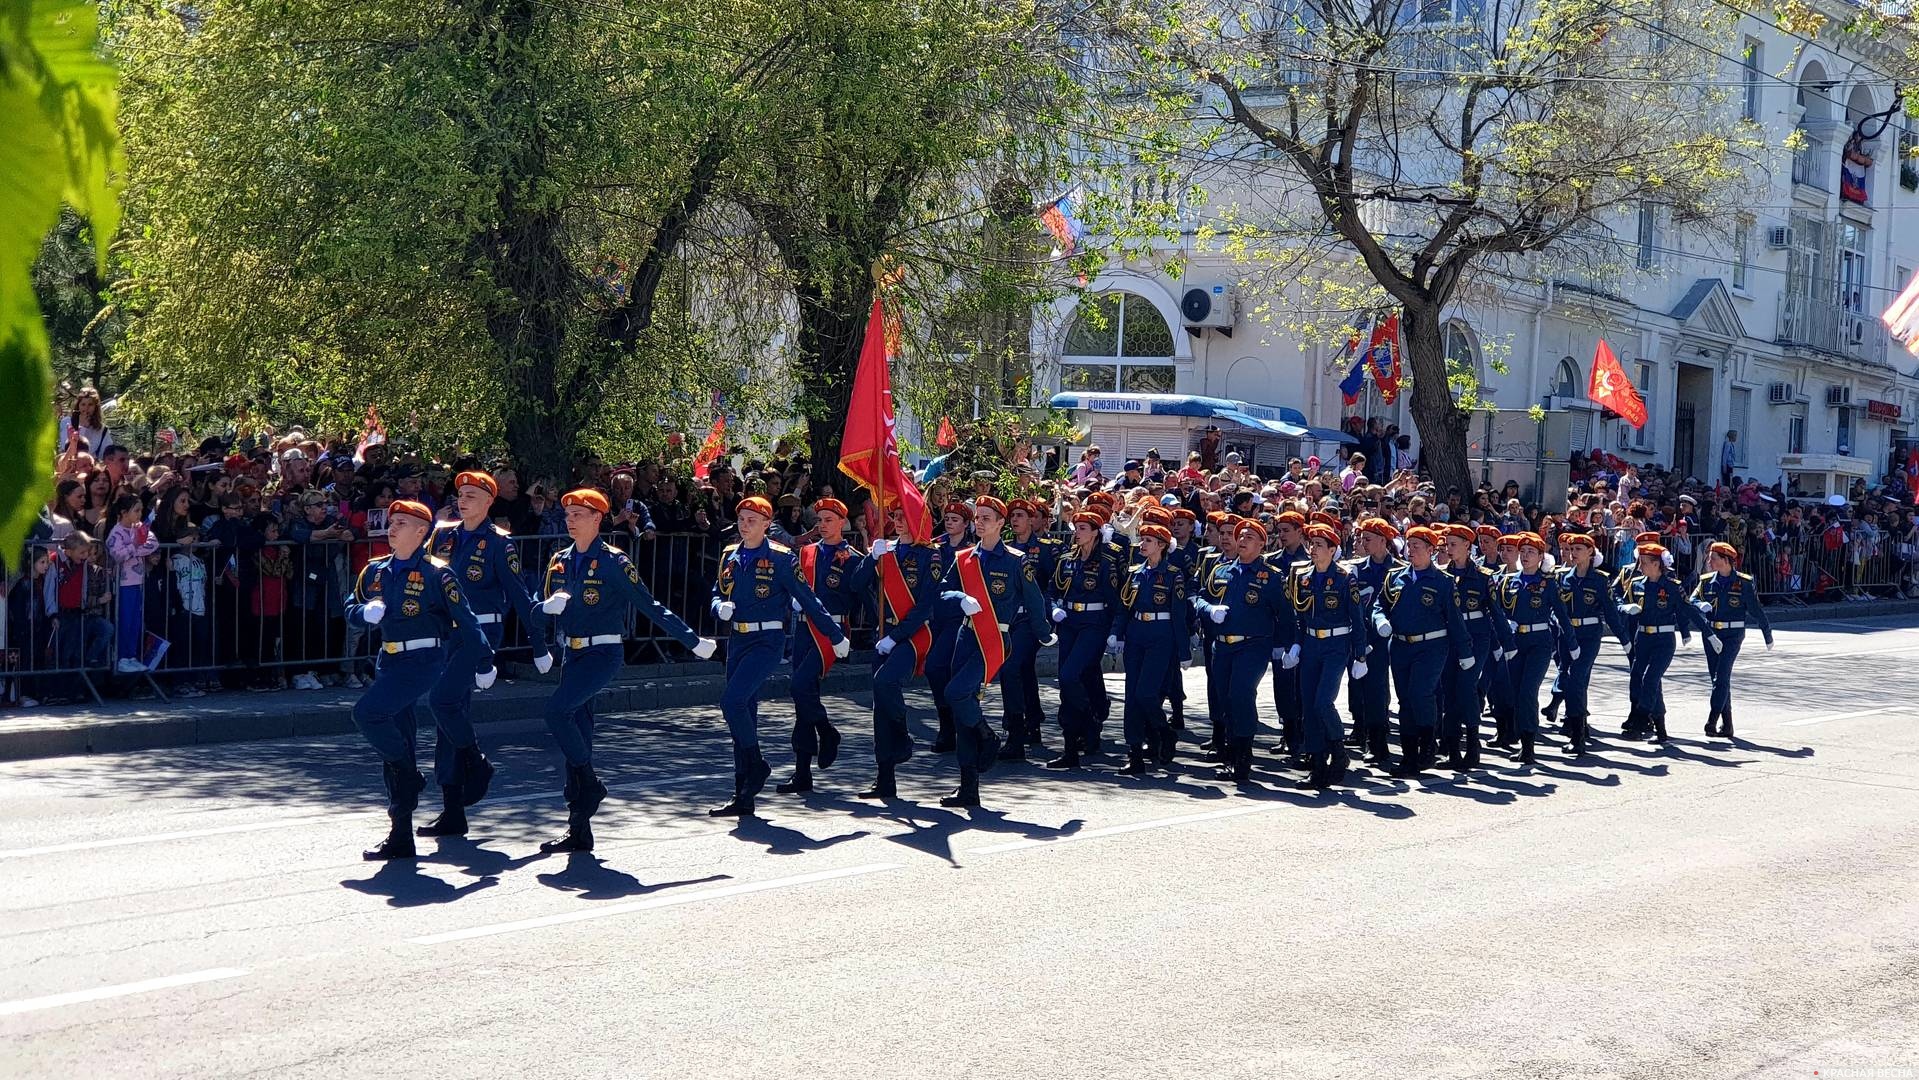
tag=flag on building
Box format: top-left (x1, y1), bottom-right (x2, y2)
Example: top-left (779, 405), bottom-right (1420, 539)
top-left (1365, 311), bottom-right (1402, 404)
top-left (1881, 269), bottom-right (1919, 351)
top-left (1337, 312), bottom-right (1374, 406)
top-left (1038, 194), bottom-right (1086, 259)
top-left (839, 296), bottom-right (933, 543)
top-left (691, 416), bottom-right (726, 480)
top-left (1588, 339), bottom-right (1647, 428)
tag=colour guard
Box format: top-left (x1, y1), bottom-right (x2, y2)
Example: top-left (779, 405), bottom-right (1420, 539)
top-left (781, 497), bottom-right (868, 794)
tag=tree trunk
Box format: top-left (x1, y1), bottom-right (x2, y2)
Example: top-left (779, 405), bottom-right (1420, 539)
top-left (794, 269), bottom-right (876, 505)
top-left (1399, 303), bottom-right (1474, 500)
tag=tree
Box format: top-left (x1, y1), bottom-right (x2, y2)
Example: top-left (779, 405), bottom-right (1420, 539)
top-left (1087, 0), bottom-right (1760, 495)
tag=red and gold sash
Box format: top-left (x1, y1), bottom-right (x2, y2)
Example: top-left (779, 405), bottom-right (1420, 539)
top-left (955, 547), bottom-right (1006, 684)
top-left (798, 543), bottom-right (837, 675)
top-left (880, 548), bottom-right (932, 676)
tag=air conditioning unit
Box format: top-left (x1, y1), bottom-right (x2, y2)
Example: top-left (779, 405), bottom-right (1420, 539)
top-left (1766, 225), bottom-right (1794, 249)
top-left (1768, 381), bottom-right (1794, 405)
top-left (1179, 283), bottom-right (1238, 332)
top-left (1827, 384), bottom-right (1853, 407)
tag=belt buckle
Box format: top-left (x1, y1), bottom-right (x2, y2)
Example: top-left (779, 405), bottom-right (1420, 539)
top-left (569, 636), bottom-right (588, 649)
top-left (383, 641), bottom-right (401, 654)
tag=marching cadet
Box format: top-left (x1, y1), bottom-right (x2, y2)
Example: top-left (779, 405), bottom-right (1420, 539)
top-left (1491, 533), bottom-right (1570, 765)
top-left (1441, 524), bottom-right (1510, 770)
top-left (779, 497), bottom-right (869, 794)
top-left (1110, 521), bottom-right (1187, 774)
top-left (932, 496), bottom-right (1052, 807)
top-left (1193, 511), bottom-right (1233, 758)
top-left (1619, 542), bottom-right (1714, 745)
top-left (1485, 532), bottom-right (1523, 748)
top-left (924, 501), bottom-right (975, 753)
top-left (1283, 523), bottom-right (1367, 789)
top-left (538, 490), bottom-right (715, 852)
top-left (345, 499), bottom-right (496, 860)
top-left (1136, 505), bottom-right (1190, 734)
top-left (1552, 533), bottom-right (1629, 756)
top-left (1690, 540), bottom-right (1771, 740)
top-left (1005, 498), bottom-right (1062, 758)
top-left (1194, 517), bottom-right (1295, 784)
top-left (1346, 518), bottom-right (1400, 765)
top-left (1475, 524), bottom-right (1503, 567)
top-left (708, 496), bottom-right (848, 816)
top-left (1046, 509), bottom-right (1120, 770)
top-left (418, 469), bottom-right (550, 838)
top-left (1615, 530), bottom-right (1666, 739)
top-left (1371, 525), bottom-right (1471, 777)
top-left (858, 507), bottom-right (942, 800)
top-left (1267, 510), bottom-right (1310, 762)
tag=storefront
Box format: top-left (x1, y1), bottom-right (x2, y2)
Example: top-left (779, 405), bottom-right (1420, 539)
top-left (1779, 452), bottom-right (1875, 503)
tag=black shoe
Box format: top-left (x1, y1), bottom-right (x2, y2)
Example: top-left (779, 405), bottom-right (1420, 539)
top-left (776, 769), bottom-right (813, 795)
top-left (1704, 711), bottom-right (1721, 737)
top-left (570, 764), bottom-right (609, 817)
top-left (1445, 754), bottom-right (1467, 771)
top-left (1153, 731), bottom-right (1177, 767)
top-left (416, 783), bottom-right (468, 837)
top-left (856, 767), bottom-right (897, 800)
top-left (1721, 710), bottom-right (1735, 739)
top-left (1652, 714), bottom-right (1669, 744)
top-left (539, 822), bottom-right (594, 852)
top-left (456, 746), bottom-right (496, 805)
top-left (996, 739), bottom-right (1027, 762)
top-left (930, 736), bottom-right (957, 754)
top-left (708, 795), bottom-right (757, 817)
top-left (741, 756), bottom-right (773, 798)
top-left (1043, 752), bottom-right (1081, 770)
top-left (1116, 753), bottom-right (1150, 777)
top-left (1519, 733), bottom-right (1537, 765)
top-left (940, 786), bottom-right (980, 808)
top-left (817, 725), bottom-right (842, 769)
top-left (363, 814), bottom-right (416, 860)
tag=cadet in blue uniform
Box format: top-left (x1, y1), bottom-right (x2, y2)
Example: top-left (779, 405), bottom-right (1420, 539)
top-left (1266, 512), bottom-right (1310, 762)
top-left (1111, 522), bottom-right (1186, 775)
top-left (1620, 542), bottom-right (1714, 745)
top-left (537, 489), bottom-right (716, 852)
top-left (708, 496), bottom-right (848, 816)
top-left (923, 502), bottom-right (976, 754)
top-left (1192, 511), bottom-right (1234, 759)
top-left (1484, 529), bottom-right (1522, 749)
top-left (345, 499), bottom-right (496, 860)
top-left (1441, 524), bottom-right (1511, 770)
top-left (933, 497), bottom-right (1053, 806)
top-left (1283, 522), bottom-right (1367, 789)
top-left (1491, 532), bottom-right (1570, 765)
top-left (415, 470), bottom-right (551, 837)
top-left (1552, 532), bottom-right (1630, 756)
top-left (858, 506), bottom-right (943, 799)
top-left (1614, 530), bottom-right (1665, 739)
top-left (1372, 525), bottom-right (1472, 777)
top-left (778, 497), bottom-right (869, 794)
top-left (1195, 517), bottom-right (1296, 784)
top-left (1691, 540), bottom-right (1770, 740)
top-left (1347, 518), bottom-right (1400, 765)
top-left (1046, 510), bottom-right (1120, 770)
top-left (1004, 499), bottom-right (1062, 758)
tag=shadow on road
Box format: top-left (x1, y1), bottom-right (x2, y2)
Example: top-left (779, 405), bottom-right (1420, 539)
top-left (534, 855), bottom-right (728, 901)
top-left (340, 862), bottom-right (499, 907)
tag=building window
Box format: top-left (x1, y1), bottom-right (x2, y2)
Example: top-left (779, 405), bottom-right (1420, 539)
top-left (1632, 359), bottom-right (1656, 450)
top-left (1552, 355), bottom-right (1580, 399)
top-left (1901, 127), bottom-right (1918, 191)
top-left (1837, 405), bottom-right (1854, 455)
top-left (1729, 386), bottom-right (1751, 466)
top-left (1635, 202), bottom-right (1659, 269)
top-left (1742, 38), bottom-right (1762, 121)
top-left (1444, 321), bottom-right (1484, 401)
top-left (1061, 290), bottom-right (1177, 394)
top-left (1787, 410), bottom-right (1807, 454)
top-left (1732, 219), bottom-right (1751, 292)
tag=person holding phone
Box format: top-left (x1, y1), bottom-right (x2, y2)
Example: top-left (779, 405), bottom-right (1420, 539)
top-left (105, 495), bottom-right (160, 674)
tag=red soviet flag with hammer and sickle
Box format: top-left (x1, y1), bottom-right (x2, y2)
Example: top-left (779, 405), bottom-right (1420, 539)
top-left (1588, 339), bottom-right (1647, 429)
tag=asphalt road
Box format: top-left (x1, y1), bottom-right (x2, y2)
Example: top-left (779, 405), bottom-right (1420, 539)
top-left (2, 615), bottom-right (1916, 1079)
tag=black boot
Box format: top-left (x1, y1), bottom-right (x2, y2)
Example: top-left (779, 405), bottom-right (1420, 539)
top-left (1704, 710), bottom-right (1720, 737)
top-left (817, 724), bottom-right (842, 769)
top-left (571, 764), bottom-right (609, 817)
top-left (1323, 746), bottom-right (1351, 788)
top-left (1153, 727), bottom-right (1178, 768)
top-left (456, 745), bottom-right (496, 805)
top-left (1216, 737), bottom-right (1253, 783)
top-left (857, 764), bottom-right (897, 800)
top-left (1542, 691), bottom-right (1563, 726)
top-left (1567, 716), bottom-right (1587, 757)
top-left (940, 766), bottom-right (980, 807)
top-left (931, 710), bottom-right (956, 754)
top-left (416, 782), bottom-right (468, 837)
top-left (708, 792), bottom-right (757, 817)
top-left (1721, 708), bottom-right (1735, 739)
top-left (777, 757), bottom-right (813, 794)
top-left (1116, 751), bottom-right (1151, 777)
top-left (1652, 713), bottom-right (1669, 744)
top-left (1622, 706), bottom-right (1647, 738)
top-left (997, 729), bottom-right (1027, 761)
top-left (1200, 723), bottom-right (1223, 752)
top-left (1044, 745), bottom-right (1081, 770)
top-left (1519, 731), bottom-right (1536, 765)
top-left (363, 810), bottom-right (417, 860)
top-left (539, 813), bottom-right (595, 853)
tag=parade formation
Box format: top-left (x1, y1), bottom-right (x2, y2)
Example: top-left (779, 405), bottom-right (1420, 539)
top-left (341, 470), bottom-right (1778, 860)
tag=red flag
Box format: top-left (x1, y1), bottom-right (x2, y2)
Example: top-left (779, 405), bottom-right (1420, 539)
top-left (1366, 312), bottom-right (1402, 405)
top-left (838, 297), bottom-right (933, 543)
top-left (691, 416), bottom-right (726, 479)
top-left (1588, 339), bottom-right (1647, 429)
top-left (936, 416), bottom-right (958, 449)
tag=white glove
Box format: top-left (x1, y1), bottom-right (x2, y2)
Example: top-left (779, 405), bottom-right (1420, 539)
top-left (533, 651), bottom-right (553, 674)
top-left (1106, 634), bottom-right (1121, 655)
top-left (1100, 524), bottom-right (1114, 543)
top-left (833, 638), bottom-right (850, 659)
top-left (1350, 659), bottom-right (1368, 679)
top-left (1372, 614), bottom-right (1392, 637)
top-left (875, 636), bottom-right (896, 656)
top-left (540, 592), bottom-right (569, 615)
top-left (474, 666), bottom-right (497, 691)
top-left (1492, 647), bottom-right (1505, 662)
top-left (1051, 607), bottom-right (1068, 624)
top-left (869, 538), bottom-right (893, 557)
top-left (1209, 605), bottom-right (1229, 625)
top-left (361, 599), bottom-right (386, 626)
top-left (1569, 647), bottom-right (1581, 661)
top-left (959, 594), bottom-right (983, 616)
top-left (1705, 634), bottom-right (1721, 653)
top-left (1507, 620), bottom-right (1519, 634)
top-left (791, 598), bottom-right (802, 613)
top-left (692, 638), bottom-right (718, 660)
top-left (1281, 644), bottom-right (1300, 669)
top-left (1693, 600), bottom-right (1712, 614)
top-left (1620, 603), bottom-right (1642, 615)
top-left (1459, 655), bottom-right (1476, 670)
top-left (714, 600), bottom-right (736, 621)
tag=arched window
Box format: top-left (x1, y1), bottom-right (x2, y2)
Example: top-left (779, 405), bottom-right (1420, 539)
top-left (1553, 355), bottom-right (1581, 398)
top-left (1444, 321), bottom-right (1486, 402)
top-left (1061, 291), bottom-right (1177, 393)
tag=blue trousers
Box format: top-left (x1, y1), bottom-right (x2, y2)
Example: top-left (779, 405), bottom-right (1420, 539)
top-left (1507, 638), bottom-right (1554, 734)
top-left (789, 623), bottom-right (840, 758)
top-left (352, 648), bottom-right (443, 812)
top-left (1055, 618), bottom-right (1107, 745)
top-left (1704, 628), bottom-right (1744, 715)
top-left (923, 621), bottom-right (961, 739)
top-left (1213, 638), bottom-right (1271, 740)
top-left (1297, 638), bottom-right (1348, 753)
top-left (1441, 629), bottom-right (1491, 753)
top-left (545, 643), bottom-right (622, 766)
top-left (870, 641), bottom-right (919, 767)
top-left (1558, 627), bottom-right (1603, 722)
top-left (1352, 631), bottom-right (1392, 743)
top-left (1006, 627), bottom-right (1044, 740)
top-left (1122, 633), bottom-right (1179, 750)
top-left (720, 630), bottom-right (783, 772)
top-left (426, 622), bottom-right (500, 785)
top-left (1629, 632), bottom-right (1677, 715)
top-left (1271, 653), bottom-right (1302, 752)
top-left (943, 628), bottom-right (991, 734)
top-left (117, 584), bottom-right (144, 661)
top-left (1486, 647), bottom-right (1513, 721)
top-left (1390, 638), bottom-right (1446, 733)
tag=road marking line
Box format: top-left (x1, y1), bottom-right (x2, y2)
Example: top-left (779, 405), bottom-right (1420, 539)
top-left (410, 862), bottom-right (903, 945)
top-left (968, 804), bottom-right (1281, 855)
top-left (1780, 706), bottom-right (1909, 727)
top-left (0, 773), bottom-right (729, 860)
top-left (0, 968), bottom-right (248, 1017)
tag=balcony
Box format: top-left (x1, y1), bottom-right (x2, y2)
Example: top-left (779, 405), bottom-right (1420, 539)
top-left (1790, 129), bottom-right (1828, 191)
top-left (1778, 293), bottom-right (1889, 368)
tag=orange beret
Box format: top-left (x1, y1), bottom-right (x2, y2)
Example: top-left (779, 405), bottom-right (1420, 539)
top-left (561, 489), bottom-right (610, 515)
top-left (973, 495), bottom-right (1007, 518)
top-left (1139, 507), bottom-right (1174, 527)
top-left (1235, 518), bottom-right (1269, 543)
top-left (1496, 533), bottom-right (1523, 548)
top-left (1560, 532), bottom-right (1596, 547)
top-left (1707, 541), bottom-right (1739, 563)
top-left (1303, 523), bottom-right (1340, 547)
top-left (1138, 523), bottom-right (1172, 544)
top-left (1358, 517), bottom-right (1399, 541)
top-left (1172, 507), bottom-right (1196, 522)
top-left (1087, 491), bottom-right (1119, 509)
top-left (1475, 525), bottom-right (1502, 540)
top-left (388, 499), bottom-right (433, 525)
top-left (1275, 511), bottom-right (1307, 528)
top-left (1071, 510), bottom-right (1104, 528)
top-left (812, 498), bottom-right (849, 519)
top-left (1310, 511), bottom-right (1342, 528)
top-left (1444, 524), bottom-right (1478, 544)
top-left (453, 470), bottom-right (497, 497)
top-left (1405, 526), bottom-right (1442, 548)
top-left (1517, 532), bottom-right (1548, 552)
top-left (944, 501), bottom-right (973, 521)
top-left (1638, 542), bottom-right (1668, 559)
top-left (1635, 531), bottom-right (1663, 545)
top-left (736, 495), bottom-right (773, 520)
top-left (1008, 498), bottom-right (1039, 516)
top-left (1205, 511), bottom-right (1234, 527)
